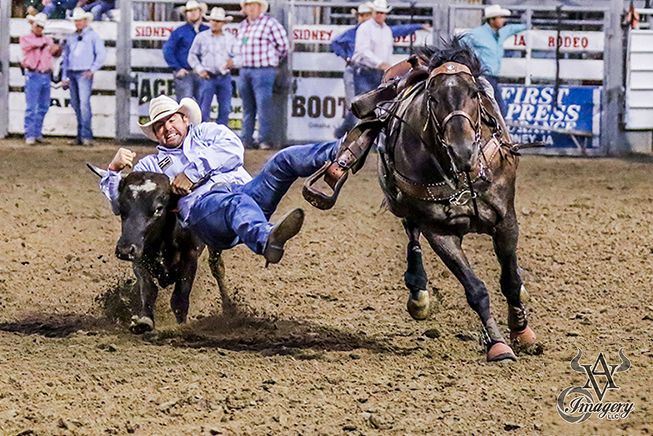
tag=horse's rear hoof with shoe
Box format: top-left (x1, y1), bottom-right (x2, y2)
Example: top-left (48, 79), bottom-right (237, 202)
top-left (407, 290), bottom-right (430, 320)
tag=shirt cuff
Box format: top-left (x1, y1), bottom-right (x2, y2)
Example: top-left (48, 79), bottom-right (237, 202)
top-left (183, 162), bottom-right (202, 184)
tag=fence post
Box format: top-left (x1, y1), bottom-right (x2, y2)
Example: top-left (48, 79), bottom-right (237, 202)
top-left (603, 0), bottom-right (626, 154)
top-left (271, 0), bottom-right (289, 147)
top-left (116, 0), bottom-right (133, 142)
top-left (0, 1), bottom-right (10, 138)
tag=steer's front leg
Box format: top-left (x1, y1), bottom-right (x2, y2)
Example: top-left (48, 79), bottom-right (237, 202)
top-left (131, 263), bottom-right (158, 334)
top-left (170, 249), bottom-right (200, 324)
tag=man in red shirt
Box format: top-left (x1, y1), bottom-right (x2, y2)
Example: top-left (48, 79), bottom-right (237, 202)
top-left (19, 13), bottom-right (61, 145)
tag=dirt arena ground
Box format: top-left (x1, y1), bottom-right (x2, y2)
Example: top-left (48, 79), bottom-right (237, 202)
top-left (0, 138), bottom-right (651, 435)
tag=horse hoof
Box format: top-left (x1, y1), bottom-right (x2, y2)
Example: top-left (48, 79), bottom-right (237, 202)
top-left (407, 290), bottom-right (430, 320)
top-left (487, 342), bottom-right (517, 362)
top-left (129, 315), bottom-right (154, 334)
top-left (510, 326), bottom-right (537, 347)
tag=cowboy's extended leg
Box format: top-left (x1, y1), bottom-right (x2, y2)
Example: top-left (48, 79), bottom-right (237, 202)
top-left (242, 140), bottom-right (340, 218)
top-left (188, 187), bottom-right (304, 264)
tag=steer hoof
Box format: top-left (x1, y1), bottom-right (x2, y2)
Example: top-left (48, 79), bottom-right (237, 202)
top-left (487, 342), bottom-right (517, 362)
top-left (129, 315), bottom-right (154, 334)
top-left (407, 290), bottom-right (430, 321)
top-left (510, 326), bottom-right (537, 347)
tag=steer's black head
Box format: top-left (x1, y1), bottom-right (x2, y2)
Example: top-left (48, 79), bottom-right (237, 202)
top-left (115, 172), bottom-right (177, 261)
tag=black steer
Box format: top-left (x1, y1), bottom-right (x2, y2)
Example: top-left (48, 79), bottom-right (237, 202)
top-left (88, 164), bottom-right (222, 334)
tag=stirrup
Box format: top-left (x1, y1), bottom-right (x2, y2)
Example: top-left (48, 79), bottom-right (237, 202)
top-left (302, 161), bottom-right (349, 210)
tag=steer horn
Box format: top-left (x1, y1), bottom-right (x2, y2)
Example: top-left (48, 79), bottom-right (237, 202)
top-left (86, 162), bottom-right (126, 179)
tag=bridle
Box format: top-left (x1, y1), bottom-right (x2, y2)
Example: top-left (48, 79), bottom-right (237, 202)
top-left (423, 62), bottom-right (483, 177)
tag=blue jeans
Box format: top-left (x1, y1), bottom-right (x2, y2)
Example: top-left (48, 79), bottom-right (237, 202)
top-left (188, 140), bottom-right (339, 254)
top-left (335, 65), bottom-right (383, 138)
top-left (485, 75), bottom-right (505, 117)
top-left (24, 71), bottom-right (51, 140)
top-left (174, 72), bottom-right (202, 102)
top-left (82, 0), bottom-right (115, 20)
top-left (199, 73), bottom-right (232, 126)
top-left (42, 0), bottom-right (77, 18)
top-left (68, 71), bottom-right (94, 141)
top-left (353, 65), bottom-right (383, 96)
top-left (237, 67), bottom-right (276, 147)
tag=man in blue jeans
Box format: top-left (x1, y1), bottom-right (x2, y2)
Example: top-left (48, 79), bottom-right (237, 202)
top-left (41, 0), bottom-right (77, 18)
top-left (61, 8), bottom-right (105, 146)
top-left (188, 7), bottom-right (236, 125)
top-left (233, 0), bottom-right (289, 150)
top-left (20, 13), bottom-right (61, 145)
top-left (99, 95), bottom-right (339, 264)
top-left (461, 4), bottom-right (527, 115)
top-left (163, 0), bottom-right (209, 102)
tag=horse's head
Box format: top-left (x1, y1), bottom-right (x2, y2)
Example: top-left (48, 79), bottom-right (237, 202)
top-left (425, 62), bottom-right (483, 174)
top-left (419, 38), bottom-right (486, 175)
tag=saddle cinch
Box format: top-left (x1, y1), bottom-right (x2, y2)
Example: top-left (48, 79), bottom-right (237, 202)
top-left (302, 56), bottom-right (508, 210)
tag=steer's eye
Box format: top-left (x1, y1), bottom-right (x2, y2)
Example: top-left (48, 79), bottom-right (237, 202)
top-left (153, 206), bottom-right (164, 217)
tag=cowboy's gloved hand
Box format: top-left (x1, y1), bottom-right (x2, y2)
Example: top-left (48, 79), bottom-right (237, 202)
top-left (171, 172), bottom-right (193, 196)
top-left (108, 147), bottom-right (136, 171)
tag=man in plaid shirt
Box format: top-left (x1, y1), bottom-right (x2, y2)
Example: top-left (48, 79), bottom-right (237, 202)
top-left (234, 0), bottom-right (288, 150)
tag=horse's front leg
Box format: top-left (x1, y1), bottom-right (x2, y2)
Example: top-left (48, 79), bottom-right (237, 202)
top-left (421, 230), bottom-right (516, 362)
top-left (402, 218), bottom-right (429, 320)
top-left (492, 213), bottom-right (537, 349)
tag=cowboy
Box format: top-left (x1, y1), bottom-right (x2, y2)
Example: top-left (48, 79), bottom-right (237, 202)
top-left (61, 7), bottom-right (106, 146)
top-left (233, 0), bottom-right (289, 150)
top-left (20, 13), bottom-right (61, 145)
top-left (163, 0), bottom-right (209, 102)
top-left (331, 1), bottom-right (429, 137)
top-left (188, 7), bottom-right (236, 125)
top-left (461, 4), bottom-right (527, 115)
top-left (98, 95), bottom-right (341, 264)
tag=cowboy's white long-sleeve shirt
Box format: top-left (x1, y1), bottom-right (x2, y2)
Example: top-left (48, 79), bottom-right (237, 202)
top-left (99, 123), bottom-right (252, 225)
top-left (352, 19), bottom-right (394, 69)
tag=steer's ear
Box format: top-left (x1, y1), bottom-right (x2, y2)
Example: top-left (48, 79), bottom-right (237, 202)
top-left (86, 162), bottom-right (109, 178)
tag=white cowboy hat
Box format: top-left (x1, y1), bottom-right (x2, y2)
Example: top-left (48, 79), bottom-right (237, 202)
top-left (205, 7), bottom-right (233, 22)
top-left (483, 5), bottom-right (512, 20)
top-left (26, 12), bottom-right (47, 27)
top-left (180, 0), bottom-right (208, 14)
top-left (370, 0), bottom-right (392, 14)
top-left (138, 95), bottom-right (202, 142)
top-left (241, 0), bottom-right (269, 13)
top-left (350, 2), bottom-right (373, 16)
top-left (68, 7), bottom-right (94, 22)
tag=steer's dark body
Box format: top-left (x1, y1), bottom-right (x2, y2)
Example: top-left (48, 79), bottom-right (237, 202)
top-left (90, 167), bottom-right (210, 333)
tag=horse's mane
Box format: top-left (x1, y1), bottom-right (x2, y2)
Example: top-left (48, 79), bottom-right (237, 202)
top-left (416, 35), bottom-right (485, 77)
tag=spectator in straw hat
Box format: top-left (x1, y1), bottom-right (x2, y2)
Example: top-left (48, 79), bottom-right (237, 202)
top-left (20, 12), bottom-right (61, 145)
top-left (99, 94), bottom-right (344, 265)
top-left (331, 0), bottom-right (429, 137)
top-left (188, 7), bottom-right (236, 126)
top-left (461, 4), bottom-right (527, 115)
top-left (61, 7), bottom-right (105, 146)
top-left (233, 0), bottom-right (289, 150)
top-left (163, 0), bottom-right (209, 102)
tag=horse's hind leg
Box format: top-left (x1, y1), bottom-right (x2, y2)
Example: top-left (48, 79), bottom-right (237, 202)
top-left (421, 230), bottom-right (516, 362)
top-left (492, 214), bottom-right (536, 348)
top-left (403, 219), bottom-right (429, 320)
